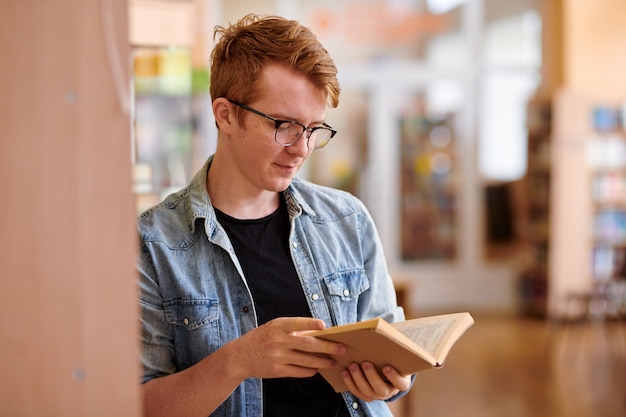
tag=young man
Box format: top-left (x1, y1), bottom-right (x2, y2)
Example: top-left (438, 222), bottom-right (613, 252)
top-left (137, 14), bottom-right (412, 417)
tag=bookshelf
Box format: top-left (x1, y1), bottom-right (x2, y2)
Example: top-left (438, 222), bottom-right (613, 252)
top-left (547, 91), bottom-right (626, 320)
top-left (132, 47), bottom-right (213, 214)
top-left (399, 109), bottom-right (458, 261)
top-left (586, 104), bottom-right (626, 318)
top-left (519, 99), bottom-right (552, 317)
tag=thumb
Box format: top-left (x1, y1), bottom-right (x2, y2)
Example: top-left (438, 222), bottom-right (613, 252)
top-left (283, 317), bottom-right (326, 334)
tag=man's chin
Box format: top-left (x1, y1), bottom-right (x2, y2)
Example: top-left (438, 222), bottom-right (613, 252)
top-left (267, 178), bottom-right (293, 193)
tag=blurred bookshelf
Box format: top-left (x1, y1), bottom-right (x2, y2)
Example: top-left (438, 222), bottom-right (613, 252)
top-left (399, 105), bottom-right (458, 261)
top-left (132, 47), bottom-right (213, 215)
top-left (519, 98), bottom-right (552, 317)
top-left (587, 104), bottom-right (626, 318)
top-left (542, 92), bottom-right (626, 320)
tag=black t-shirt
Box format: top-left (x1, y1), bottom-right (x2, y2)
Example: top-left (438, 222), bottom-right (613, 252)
top-left (215, 197), bottom-right (350, 417)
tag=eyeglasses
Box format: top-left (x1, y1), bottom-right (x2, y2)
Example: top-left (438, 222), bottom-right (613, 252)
top-left (228, 100), bottom-right (337, 150)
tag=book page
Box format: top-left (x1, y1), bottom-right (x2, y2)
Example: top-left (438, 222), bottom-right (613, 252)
top-left (391, 313), bottom-right (471, 361)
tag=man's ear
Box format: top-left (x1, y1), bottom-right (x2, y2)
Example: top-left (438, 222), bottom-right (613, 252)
top-left (213, 98), bottom-right (235, 134)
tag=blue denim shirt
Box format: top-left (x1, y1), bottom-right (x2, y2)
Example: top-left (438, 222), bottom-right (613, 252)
top-left (137, 156), bottom-right (406, 417)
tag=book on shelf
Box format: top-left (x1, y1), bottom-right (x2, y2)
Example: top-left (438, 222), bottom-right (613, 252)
top-left (308, 312), bottom-right (474, 393)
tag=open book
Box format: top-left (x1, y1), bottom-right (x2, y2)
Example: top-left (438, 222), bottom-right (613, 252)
top-left (308, 312), bottom-right (474, 392)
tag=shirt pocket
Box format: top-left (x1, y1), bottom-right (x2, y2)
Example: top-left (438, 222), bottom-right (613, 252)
top-left (323, 270), bottom-right (370, 325)
top-left (163, 299), bottom-right (220, 370)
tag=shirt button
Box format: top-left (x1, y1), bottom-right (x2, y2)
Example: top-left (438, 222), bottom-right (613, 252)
top-left (183, 317), bottom-right (190, 326)
top-left (351, 401), bottom-right (359, 410)
top-left (343, 289), bottom-right (350, 297)
top-left (311, 293), bottom-right (319, 301)
top-left (242, 306), bottom-right (250, 313)
top-left (292, 241), bottom-right (298, 249)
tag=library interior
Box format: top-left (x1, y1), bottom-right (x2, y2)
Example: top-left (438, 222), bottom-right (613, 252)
top-left (2, 0), bottom-right (625, 416)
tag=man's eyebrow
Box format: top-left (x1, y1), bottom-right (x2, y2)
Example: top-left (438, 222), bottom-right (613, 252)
top-left (274, 114), bottom-right (326, 127)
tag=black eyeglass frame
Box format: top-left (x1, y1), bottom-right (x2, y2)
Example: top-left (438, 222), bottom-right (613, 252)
top-left (227, 99), bottom-right (337, 150)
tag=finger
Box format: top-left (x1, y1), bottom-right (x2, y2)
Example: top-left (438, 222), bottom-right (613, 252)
top-left (341, 368), bottom-right (371, 402)
top-left (268, 335), bottom-right (341, 370)
top-left (279, 363), bottom-right (322, 379)
top-left (278, 316), bottom-right (326, 333)
top-left (382, 366), bottom-right (412, 392)
top-left (345, 362), bottom-right (401, 402)
top-left (360, 362), bottom-right (401, 400)
top-left (294, 332), bottom-right (346, 357)
top-left (281, 319), bottom-right (345, 357)
top-left (258, 341), bottom-right (338, 377)
top-left (346, 363), bottom-right (377, 401)
top-left (361, 362), bottom-right (396, 396)
top-left (282, 348), bottom-right (338, 370)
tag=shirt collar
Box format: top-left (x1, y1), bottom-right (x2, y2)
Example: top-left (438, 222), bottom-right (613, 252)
top-left (184, 155), bottom-right (317, 233)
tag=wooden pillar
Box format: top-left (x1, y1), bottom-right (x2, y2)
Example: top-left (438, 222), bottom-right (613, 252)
top-left (0, 1), bottom-right (140, 415)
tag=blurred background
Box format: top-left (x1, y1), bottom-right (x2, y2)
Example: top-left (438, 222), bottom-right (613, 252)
top-left (129, 0), bottom-right (625, 320)
top-left (2, 0), bottom-right (625, 416)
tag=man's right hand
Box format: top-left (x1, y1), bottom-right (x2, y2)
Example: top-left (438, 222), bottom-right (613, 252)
top-left (225, 317), bottom-right (346, 380)
top-left (142, 317), bottom-right (345, 417)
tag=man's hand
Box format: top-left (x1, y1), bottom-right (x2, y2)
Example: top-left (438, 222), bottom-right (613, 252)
top-left (142, 317), bottom-right (346, 417)
top-left (226, 317), bottom-right (346, 380)
top-left (341, 362), bottom-right (412, 402)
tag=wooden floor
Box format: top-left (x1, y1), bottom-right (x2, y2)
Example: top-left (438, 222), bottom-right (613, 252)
top-left (390, 314), bottom-right (626, 417)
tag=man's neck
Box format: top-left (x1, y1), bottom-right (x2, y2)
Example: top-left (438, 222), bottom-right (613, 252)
top-left (206, 157), bottom-right (280, 220)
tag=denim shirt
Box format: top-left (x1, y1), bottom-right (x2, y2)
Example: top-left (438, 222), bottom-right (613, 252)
top-left (137, 156), bottom-right (406, 417)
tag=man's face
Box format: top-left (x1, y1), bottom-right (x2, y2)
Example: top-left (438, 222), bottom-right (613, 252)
top-left (226, 63), bottom-right (329, 194)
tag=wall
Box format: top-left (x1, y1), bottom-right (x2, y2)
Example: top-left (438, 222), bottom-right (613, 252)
top-left (564, 0), bottom-right (626, 101)
top-left (0, 1), bottom-right (140, 415)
